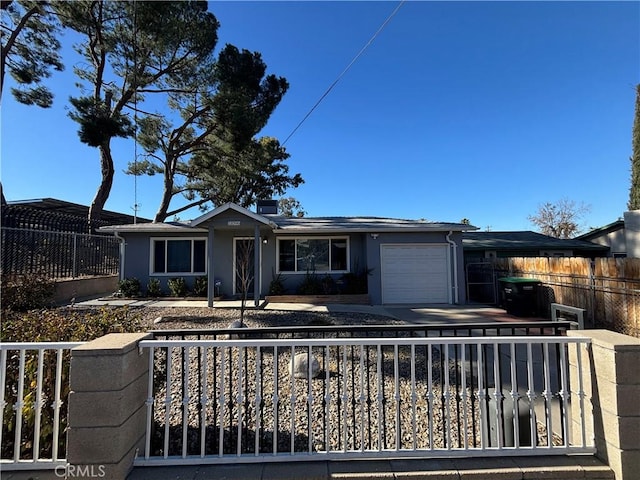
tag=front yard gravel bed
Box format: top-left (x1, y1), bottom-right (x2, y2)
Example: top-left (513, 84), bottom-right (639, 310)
top-left (136, 306), bottom-right (403, 331)
top-left (115, 306), bottom-right (558, 457)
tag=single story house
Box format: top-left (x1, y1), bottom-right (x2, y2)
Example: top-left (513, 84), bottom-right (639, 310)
top-left (100, 202), bottom-right (476, 306)
top-left (462, 230), bottom-right (609, 263)
top-left (575, 210), bottom-right (640, 258)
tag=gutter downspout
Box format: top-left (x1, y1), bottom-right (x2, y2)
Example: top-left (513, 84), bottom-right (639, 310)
top-left (446, 231), bottom-right (459, 304)
top-left (114, 232), bottom-right (125, 282)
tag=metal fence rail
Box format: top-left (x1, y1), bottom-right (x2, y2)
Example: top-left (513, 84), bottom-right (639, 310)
top-left (0, 342), bottom-right (84, 470)
top-left (1, 227), bottom-right (119, 279)
top-left (151, 321), bottom-right (575, 341)
top-left (136, 332), bottom-right (593, 466)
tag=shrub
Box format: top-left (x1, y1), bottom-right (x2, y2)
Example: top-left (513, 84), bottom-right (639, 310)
top-left (147, 278), bottom-right (162, 297)
top-left (321, 274), bottom-right (336, 294)
top-left (1, 273), bottom-right (56, 311)
top-left (297, 271), bottom-right (322, 295)
top-left (118, 277), bottom-right (141, 297)
top-left (340, 263), bottom-right (373, 294)
top-left (0, 307), bottom-right (143, 460)
top-left (268, 270), bottom-right (286, 295)
top-left (167, 277), bottom-right (187, 297)
top-left (0, 306), bottom-right (144, 342)
top-left (193, 276), bottom-right (207, 297)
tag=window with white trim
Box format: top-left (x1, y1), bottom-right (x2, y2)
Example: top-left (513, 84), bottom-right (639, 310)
top-left (277, 237), bottom-right (349, 273)
top-left (151, 238), bottom-right (206, 274)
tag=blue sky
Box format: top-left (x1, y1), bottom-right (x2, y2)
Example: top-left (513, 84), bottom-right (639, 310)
top-left (2, 1), bottom-right (639, 232)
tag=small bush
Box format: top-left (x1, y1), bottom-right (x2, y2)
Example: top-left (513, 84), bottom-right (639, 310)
top-left (118, 277), bottom-right (141, 297)
top-left (0, 307), bottom-right (143, 460)
top-left (340, 263), bottom-right (373, 294)
top-left (321, 274), bottom-right (336, 294)
top-left (297, 271), bottom-right (322, 295)
top-left (268, 270), bottom-right (286, 295)
top-left (147, 278), bottom-right (162, 297)
top-left (0, 306), bottom-right (144, 342)
top-left (1, 273), bottom-right (56, 311)
top-left (168, 277), bottom-right (187, 297)
top-left (193, 276), bottom-right (207, 297)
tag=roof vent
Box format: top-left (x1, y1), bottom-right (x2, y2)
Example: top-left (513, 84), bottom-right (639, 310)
top-left (256, 199), bottom-right (278, 215)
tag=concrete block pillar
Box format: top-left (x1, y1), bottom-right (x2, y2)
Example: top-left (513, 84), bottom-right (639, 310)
top-left (568, 330), bottom-right (640, 480)
top-left (67, 333), bottom-right (152, 480)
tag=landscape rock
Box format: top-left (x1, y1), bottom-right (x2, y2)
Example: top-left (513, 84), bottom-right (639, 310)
top-left (289, 352), bottom-right (321, 379)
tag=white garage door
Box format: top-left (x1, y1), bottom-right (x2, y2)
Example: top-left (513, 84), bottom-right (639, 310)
top-left (381, 244), bottom-right (450, 304)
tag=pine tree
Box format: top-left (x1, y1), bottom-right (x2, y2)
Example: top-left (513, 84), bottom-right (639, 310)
top-left (56, 1), bottom-right (219, 229)
top-left (1, 0), bottom-right (63, 107)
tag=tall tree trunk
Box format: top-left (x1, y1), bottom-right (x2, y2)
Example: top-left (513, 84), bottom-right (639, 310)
top-left (88, 141), bottom-right (114, 232)
top-left (154, 168), bottom-right (174, 223)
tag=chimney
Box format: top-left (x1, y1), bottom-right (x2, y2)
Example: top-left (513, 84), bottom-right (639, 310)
top-left (256, 199), bottom-right (278, 215)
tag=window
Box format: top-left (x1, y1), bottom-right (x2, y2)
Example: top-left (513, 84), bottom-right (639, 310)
top-left (151, 238), bottom-right (206, 274)
top-left (277, 237), bottom-right (349, 273)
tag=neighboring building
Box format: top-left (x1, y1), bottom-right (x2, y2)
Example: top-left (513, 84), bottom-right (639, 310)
top-left (3, 197), bottom-right (151, 233)
top-left (100, 202), bottom-right (476, 306)
top-left (462, 230), bottom-right (609, 263)
top-left (575, 220), bottom-right (625, 258)
top-left (576, 210), bottom-right (640, 258)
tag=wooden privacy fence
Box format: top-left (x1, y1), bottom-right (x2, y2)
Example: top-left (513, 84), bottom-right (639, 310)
top-left (490, 257), bottom-right (640, 338)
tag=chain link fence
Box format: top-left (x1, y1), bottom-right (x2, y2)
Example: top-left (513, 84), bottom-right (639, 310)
top-left (1, 227), bottom-right (119, 279)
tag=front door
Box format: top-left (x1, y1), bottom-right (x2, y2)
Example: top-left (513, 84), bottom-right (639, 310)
top-left (234, 238), bottom-right (255, 298)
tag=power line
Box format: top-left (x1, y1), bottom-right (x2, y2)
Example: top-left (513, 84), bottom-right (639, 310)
top-left (281, 0), bottom-right (406, 147)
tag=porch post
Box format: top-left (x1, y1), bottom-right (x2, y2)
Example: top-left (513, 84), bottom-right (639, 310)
top-left (208, 227), bottom-right (215, 307)
top-left (254, 225), bottom-right (260, 307)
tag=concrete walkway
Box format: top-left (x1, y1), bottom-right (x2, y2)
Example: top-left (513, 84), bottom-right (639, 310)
top-left (72, 297), bottom-right (545, 325)
top-left (1, 455), bottom-right (612, 480)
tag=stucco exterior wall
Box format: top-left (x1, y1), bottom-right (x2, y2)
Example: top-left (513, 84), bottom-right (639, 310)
top-left (365, 231), bottom-right (466, 305)
top-left (587, 228), bottom-right (627, 256)
top-left (210, 229), bottom-right (276, 299)
top-left (624, 210), bottom-right (640, 258)
top-left (273, 233), bottom-right (367, 296)
top-left (116, 221), bottom-right (466, 304)
top-left (121, 232), bottom-right (208, 294)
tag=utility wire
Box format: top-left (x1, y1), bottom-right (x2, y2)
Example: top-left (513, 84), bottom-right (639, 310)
top-left (282, 0), bottom-right (406, 147)
top-left (132, 0), bottom-right (140, 223)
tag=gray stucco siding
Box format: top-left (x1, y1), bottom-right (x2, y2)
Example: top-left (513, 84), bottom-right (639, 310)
top-left (206, 229), bottom-right (276, 299)
top-left (121, 232), bottom-right (208, 295)
top-left (273, 233), bottom-right (367, 295)
top-left (365, 231), bottom-right (466, 304)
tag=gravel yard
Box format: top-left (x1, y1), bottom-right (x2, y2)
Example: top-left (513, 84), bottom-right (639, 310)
top-left (133, 306), bottom-right (485, 457)
top-left (136, 306), bottom-right (403, 331)
top-left (124, 305), bottom-right (557, 458)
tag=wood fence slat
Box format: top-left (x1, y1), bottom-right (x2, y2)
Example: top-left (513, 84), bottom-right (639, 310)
top-left (485, 257), bottom-right (638, 337)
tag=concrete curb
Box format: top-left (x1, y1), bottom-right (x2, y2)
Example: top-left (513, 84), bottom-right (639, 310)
top-left (125, 456), bottom-right (613, 480)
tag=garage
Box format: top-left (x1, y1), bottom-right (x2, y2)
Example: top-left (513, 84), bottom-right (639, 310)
top-left (381, 244), bottom-right (450, 304)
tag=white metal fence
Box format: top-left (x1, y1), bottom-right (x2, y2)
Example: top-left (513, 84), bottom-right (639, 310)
top-left (0, 342), bottom-right (84, 470)
top-left (136, 335), bottom-right (594, 466)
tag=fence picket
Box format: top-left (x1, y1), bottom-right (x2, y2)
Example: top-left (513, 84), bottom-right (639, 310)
top-left (1, 227), bottom-right (119, 279)
top-left (136, 330), bottom-right (594, 466)
top-left (482, 257), bottom-right (639, 337)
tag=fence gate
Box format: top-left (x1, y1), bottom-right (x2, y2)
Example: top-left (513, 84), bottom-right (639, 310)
top-left (466, 262), bottom-right (497, 304)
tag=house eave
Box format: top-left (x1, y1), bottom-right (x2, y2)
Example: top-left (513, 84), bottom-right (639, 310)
top-left (190, 202), bottom-right (272, 227)
top-left (274, 226), bottom-right (477, 235)
top-left (99, 224), bottom-right (208, 234)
